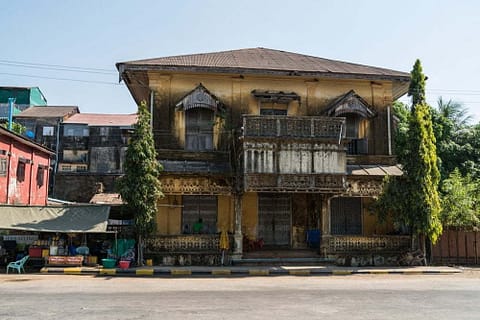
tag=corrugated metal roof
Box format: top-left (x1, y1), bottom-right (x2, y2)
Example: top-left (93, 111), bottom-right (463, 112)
top-left (118, 47), bottom-right (410, 79)
top-left (15, 106), bottom-right (79, 118)
top-left (63, 113), bottom-right (137, 126)
top-left (90, 193), bottom-right (124, 205)
top-left (347, 164), bottom-right (403, 176)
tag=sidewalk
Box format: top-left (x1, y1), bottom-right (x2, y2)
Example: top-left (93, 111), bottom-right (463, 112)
top-left (38, 264), bottom-right (463, 277)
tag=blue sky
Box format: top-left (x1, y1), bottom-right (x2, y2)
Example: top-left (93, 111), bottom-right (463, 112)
top-left (1, 0), bottom-right (480, 122)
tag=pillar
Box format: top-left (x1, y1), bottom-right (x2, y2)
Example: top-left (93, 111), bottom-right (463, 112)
top-left (232, 193), bottom-right (243, 259)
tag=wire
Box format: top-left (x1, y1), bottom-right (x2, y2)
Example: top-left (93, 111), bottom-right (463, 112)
top-left (0, 59), bottom-right (116, 74)
top-left (0, 72), bottom-right (123, 85)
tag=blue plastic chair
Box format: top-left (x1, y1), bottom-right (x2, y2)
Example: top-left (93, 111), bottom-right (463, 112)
top-left (6, 255), bottom-right (29, 274)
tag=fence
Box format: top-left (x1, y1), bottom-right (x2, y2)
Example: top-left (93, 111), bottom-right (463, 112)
top-left (432, 229), bottom-right (480, 265)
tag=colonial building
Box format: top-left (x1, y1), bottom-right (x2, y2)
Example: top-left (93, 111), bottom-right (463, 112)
top-left (54, 113), bottom-right (137, 202)
top-left (116, 48), bottom-right (411, 265)
top-left (0, 126), bottom-right (53, 205)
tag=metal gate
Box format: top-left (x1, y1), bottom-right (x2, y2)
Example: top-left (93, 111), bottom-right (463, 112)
top-left (258, 194), bottom-right (291, 246)
top-left (182, 195), bottom-right (217, 234)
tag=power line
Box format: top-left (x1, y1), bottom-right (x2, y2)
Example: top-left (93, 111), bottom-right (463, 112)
top-left (0, 59), bottom-right (116, 74)
top-left (0, 72), bottom-right (123, 85)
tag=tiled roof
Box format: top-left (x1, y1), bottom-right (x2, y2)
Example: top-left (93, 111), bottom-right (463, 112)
top-left (14, 106), bottom-right (79, 118)
top-left (63, 113), bottom-right (137, 126)
top-left (118, 47), bottom-right (410, 79)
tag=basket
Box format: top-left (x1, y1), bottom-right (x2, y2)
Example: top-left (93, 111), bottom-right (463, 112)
top-left (101, 258), bottom-right (116, 268)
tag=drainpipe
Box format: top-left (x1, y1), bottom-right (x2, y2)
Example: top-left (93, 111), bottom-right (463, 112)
top-left (5, 142), bottom-right (13, 204)
top-left (387, 106), bottom-right (392, 156)
top-left (7, 97), bottom-right (16, 130)
top-left (52, 119), bottom-right (61, 197)
top-left (149, 90), bottom-right (154, 132)
top-left (28, 152), bottom-right (34, 205)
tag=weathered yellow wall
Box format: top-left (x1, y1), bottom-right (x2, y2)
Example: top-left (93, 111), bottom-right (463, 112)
top-left (362, 198), bottom-right (395, 235)
top-left (156, 195), bottom-right (181, 235)
top-left (160, 74), bottom-right (393, 113)
top-left (242, 192), bottom-right (258, 240)
top-left (217, 195), bottom-right (234, 233)
top-left (156, 195), bottom-right (234, 235)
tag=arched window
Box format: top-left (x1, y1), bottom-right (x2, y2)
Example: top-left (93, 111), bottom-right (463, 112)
top-left (176, 84), bottom-right (223, 151)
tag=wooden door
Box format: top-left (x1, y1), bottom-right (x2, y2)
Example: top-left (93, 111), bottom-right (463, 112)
top-left (182, 195), bottom-right (217, 234)
top-left (258, 194), bottom-right (291, 246)
top-left (331, 197), bottom-right (362, 235)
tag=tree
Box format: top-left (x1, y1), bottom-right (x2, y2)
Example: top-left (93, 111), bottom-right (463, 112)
top-left (1, 122), bottom-right (26, 135)
top-left (440, 169), bottom-right (480, 230)
top-left (116, 101), bottom-right (163, 265)
top-left (375, 60), bottom-right (442, 263)
top-left (408, 59), bottom-right (426, 107)
top-left (405, 103), bottom-right (442, 248)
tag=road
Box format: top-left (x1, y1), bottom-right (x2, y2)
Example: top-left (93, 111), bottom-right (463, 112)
top-left (1, 272), bottom-right (479, 320)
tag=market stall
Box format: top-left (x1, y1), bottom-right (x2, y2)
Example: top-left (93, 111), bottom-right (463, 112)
top-left (0, 204), bottom-right (113, 267)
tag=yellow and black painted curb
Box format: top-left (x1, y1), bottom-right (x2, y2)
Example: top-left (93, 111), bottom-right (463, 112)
top-left (39, 267), bottom-right (462, 277)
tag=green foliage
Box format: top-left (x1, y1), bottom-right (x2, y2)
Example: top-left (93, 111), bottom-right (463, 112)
top-left (440, 168), bottom-right (480, 230)
top-left (405, 103), bottom-right (442, 243)
top-left (408, 59), bottom-right (426, 107)
top-left (431, 97), bottom-right (475, 180)
top-left (376, 60), bottom-right (442, 245)
top-left (1, 122), bottom-right (26, 135)
top-left (392, 101), bottom-right (410, 164)
top-left (116, 101), bottom-right (163, 236)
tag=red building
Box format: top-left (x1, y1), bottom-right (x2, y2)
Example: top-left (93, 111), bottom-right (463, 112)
top-left (0, 126), bottom-right (53, 205)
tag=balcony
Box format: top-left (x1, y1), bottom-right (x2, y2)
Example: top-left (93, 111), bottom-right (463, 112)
top-left (242, 115), bottom-right (345, 140)
top-left (244, 173), bottom-right (345, 192)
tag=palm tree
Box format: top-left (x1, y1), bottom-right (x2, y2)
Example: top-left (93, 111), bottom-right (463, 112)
top-left (437, 97), bottom-right (472, 129)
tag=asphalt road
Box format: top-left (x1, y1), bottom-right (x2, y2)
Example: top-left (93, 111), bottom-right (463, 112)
top-left (1, 272), bottom-right (479, 320)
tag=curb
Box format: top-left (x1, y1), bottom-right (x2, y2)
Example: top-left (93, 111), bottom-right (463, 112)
top-left (39, 267), bottom-right (463, 277)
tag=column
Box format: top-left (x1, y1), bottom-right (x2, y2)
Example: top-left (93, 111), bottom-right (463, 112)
top-left (320, 194), bottom-right (332, 257)
top-left (232, 193), bottom-right (243, 259)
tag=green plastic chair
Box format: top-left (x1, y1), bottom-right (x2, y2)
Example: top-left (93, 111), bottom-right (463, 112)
top-left (6, 255), bottom-right (29, 274)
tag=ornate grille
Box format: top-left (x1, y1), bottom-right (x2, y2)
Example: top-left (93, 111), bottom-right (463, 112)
top-left (327, 235), bottom-right (411, 253)
top-left (145, 234), bottom-right (221, 253)
top-left (244, 173), bottom-right (345, 192)
top-left (243, 116), bottom-right (345, 139)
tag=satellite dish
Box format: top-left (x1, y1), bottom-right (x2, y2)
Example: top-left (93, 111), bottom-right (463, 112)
top-left (26, 130), bottom-right (35, 139)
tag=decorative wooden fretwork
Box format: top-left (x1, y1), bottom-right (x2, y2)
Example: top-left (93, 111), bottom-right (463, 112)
top-left (243, 115), bottom-right (345, 140)
top-left (345, 178), bottom-right (383, 197)
top-left (159, 176), bottom-right (231, 195)
top-left (326, 235), bottom-right (411, 253)
top-left (175, 84), bottom-right (223, 112)
top-left (244, 173), bottom-right (345, 192)
top-left (145, 234), bottom-right (223, 253)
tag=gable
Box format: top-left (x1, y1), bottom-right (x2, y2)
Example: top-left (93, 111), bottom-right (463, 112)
top-left (325, 90), bottom-right (376, 119)
top-left (176, 84), bottom-right (223, 112)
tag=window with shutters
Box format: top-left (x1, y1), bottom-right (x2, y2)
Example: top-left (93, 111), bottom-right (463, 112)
top-left (185, 108), bottom-right (214, 151)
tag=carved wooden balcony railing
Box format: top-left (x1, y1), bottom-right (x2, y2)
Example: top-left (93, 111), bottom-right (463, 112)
top-left (326, 235), bottom-right (411, 253)
top-left (145, 234), bottom-right (225, 253)
top-left (243, 115), bottom-right (346, 140)
top-left (244, 173), bottom-right (346, 192)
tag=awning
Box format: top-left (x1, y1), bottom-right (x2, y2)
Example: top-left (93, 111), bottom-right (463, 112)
top-left (0, 205), bottom-right (111, 233)
top-left (347, 164), bottom-right (403, 176)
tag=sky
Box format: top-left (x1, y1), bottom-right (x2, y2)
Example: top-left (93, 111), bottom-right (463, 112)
top-left (1, 0), bottom-right (480, 123)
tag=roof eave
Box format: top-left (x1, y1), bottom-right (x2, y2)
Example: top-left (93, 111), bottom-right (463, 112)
top-left (118, 64), bottom-right (411, 82)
